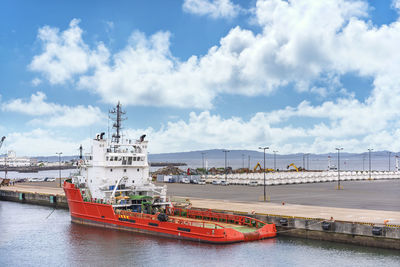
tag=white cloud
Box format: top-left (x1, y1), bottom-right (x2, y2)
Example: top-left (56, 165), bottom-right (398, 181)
top-left (31, 78), bottom-right (42, 86)
top-left (25, 1), bottom-right (400, 153)
top-left (28, 2), bottom-right (377, 109)
top-left (3, 128), bottom-right (90, 156)
top-left (183, 0), bottom-right (241, 19)
top-left (125, 106), bottom-right (400, 154)
top-left (29, 19), bottom-right (109, 84)
top-left (2, 91), bottom-right (62, 115)
top-left (392, 0), bottom-right (400, 10)
top-left (1, 92), bottom-right (106, 127)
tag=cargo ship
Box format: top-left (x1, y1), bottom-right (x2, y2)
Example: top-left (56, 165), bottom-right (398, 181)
top-left (63, 103), bottom-right (276, 243)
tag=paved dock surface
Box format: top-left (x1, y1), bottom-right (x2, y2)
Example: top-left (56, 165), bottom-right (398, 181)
top-left (2, 180), bottom-right (400, 225)
top-left (164, 180), bottom-right (400, 211)
top-left (181, 197), bottom-right (400, 225)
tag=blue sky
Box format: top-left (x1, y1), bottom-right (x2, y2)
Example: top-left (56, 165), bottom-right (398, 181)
top-left (1, 0), bottom-right (400, 156)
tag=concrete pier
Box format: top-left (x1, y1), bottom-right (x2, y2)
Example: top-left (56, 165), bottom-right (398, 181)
top-left (0, 185), bottom-right (67, 209)
top-left (183, 197), bottom-right (400, 250)
top-left (1, 184), bottom-right (399, 249)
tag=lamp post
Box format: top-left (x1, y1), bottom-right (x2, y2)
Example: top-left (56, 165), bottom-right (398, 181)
top-left (273, 150), bottom-right (278, 171)
top-left (222, 150), bottom-right (230, 182)
top-left (362, 154), bottom-right (366, 172)
top-left (368, 148), bottom-right (373, 180)
top-left (201, 152), bottom-right (206, 173)
top-left (248, 155), bottom-right (251, 170)
top-left (56, 152), bottom-right (63, 187)
top-left (304, 153), bottom-right (310, 170)
top-left (335, 148), bottom-right (343, 190)
top-left (242, 154), bottom-right (245, 169)
top-left (388, 152), bottom-right (392, 172)
top-left (259, 146), bottom-right (269, 202)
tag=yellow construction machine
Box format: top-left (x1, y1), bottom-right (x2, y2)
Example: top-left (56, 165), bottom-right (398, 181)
top-left (254, 162), bottom-right (275, 172)
top-left (287, 163), bottom-right (299, 172)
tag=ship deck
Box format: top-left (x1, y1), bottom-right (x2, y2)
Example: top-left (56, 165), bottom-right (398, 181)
top-left (168, 215), bottom-right (257, 233)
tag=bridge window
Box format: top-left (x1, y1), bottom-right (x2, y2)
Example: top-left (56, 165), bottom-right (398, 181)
top-left (127, 157), bottom-right (132, 165)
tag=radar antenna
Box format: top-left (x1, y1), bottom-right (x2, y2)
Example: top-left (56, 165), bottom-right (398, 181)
top-left (109, 101), bottom-right (126, 144)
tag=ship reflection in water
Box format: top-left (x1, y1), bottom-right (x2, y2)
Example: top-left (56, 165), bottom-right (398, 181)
top-left (1, 201), bottom-right (399, 267)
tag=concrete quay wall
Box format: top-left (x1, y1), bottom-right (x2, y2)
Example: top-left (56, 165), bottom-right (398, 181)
top-left (240, 212), bottom-right (400, 249)
top-left (0, 189), bottom-right (68, 209)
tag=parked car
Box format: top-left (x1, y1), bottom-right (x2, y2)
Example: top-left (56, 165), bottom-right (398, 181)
top-left (220, 180), bottom-right (229, 186)
top-left (248, 181), bottom-right (258, 186)
top-left (181, 178), bottom-right (190, 184)
top-left (212, 180), bottom-right (220, 185)
top-left (198, 179), bottom-right (206, 185)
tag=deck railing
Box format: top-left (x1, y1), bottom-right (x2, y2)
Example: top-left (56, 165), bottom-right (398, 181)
top-left (166, 207), bottom-right (266, 229)
top-left (115, 209), bottom-right (225, 230)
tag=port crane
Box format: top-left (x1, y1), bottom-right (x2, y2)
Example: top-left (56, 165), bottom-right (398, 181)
top-left (0, 136), bottom-right (5, 150)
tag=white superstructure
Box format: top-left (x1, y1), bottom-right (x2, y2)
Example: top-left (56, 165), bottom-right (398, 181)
top-left (71, 102), bottom-right (168, 210)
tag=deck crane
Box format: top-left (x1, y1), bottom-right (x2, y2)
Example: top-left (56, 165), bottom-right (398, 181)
top-left (0, 136), bottom-right (5, 150)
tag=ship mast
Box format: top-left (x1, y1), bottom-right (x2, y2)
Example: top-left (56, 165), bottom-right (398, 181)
top-left (109, 101), bottom-right (126, 144)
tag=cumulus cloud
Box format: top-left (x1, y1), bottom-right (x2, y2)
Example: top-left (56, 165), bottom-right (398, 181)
top-left (29, 19), bottom-right (109, 84)
top-left (28, 1), bottom-right (380, 109)
top-left (4, 128), bottom-right (90, 156)
top-left (182, 0), bottom-right (242, 19)
top-left (1, 92), bottom-right (106, 127)
top-left (2, 91), bottom-right (63, 115)
top-left (25, 1), bottom-right (400, 153)
top-left (392, 0), bottom-right (400, 10)
top-left (31, 78), bottom-right (42, 86)
top-left (126, 105), bottom-right (400, 154)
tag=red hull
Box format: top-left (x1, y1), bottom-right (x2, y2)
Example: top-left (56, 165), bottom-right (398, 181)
top-left (63, 182), bottom-right (276, 243)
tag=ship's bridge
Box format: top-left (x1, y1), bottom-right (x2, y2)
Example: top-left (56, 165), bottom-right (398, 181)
top-left (105, 152), bottom-right (147, 167)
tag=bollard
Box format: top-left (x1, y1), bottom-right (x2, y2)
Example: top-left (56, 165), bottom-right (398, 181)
top-left (280, 218), bottom-right (289, 226)
top-left (372, 226), bottom-right (382, 236)
top-left (322, 221), bottom-right (331, 230)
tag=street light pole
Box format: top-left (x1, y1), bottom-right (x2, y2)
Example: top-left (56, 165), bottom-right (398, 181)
top-left (362, 154), bottom-right (366, 172)
top-left (56, 152), bottom-right (63, 187)
top-left (273, 150), bottom-right (278, 171)
top-left (222, 150), bottom-right (230, 182)
top-left (201, 152), bottom-right (206, 172)
top-left (388, 152), bottom-right (392, 172)
top-left (335, 148), bottom-right (343, 190)
top-left (242, 154), bottom-right (245, 169)
top-left (248, 155), bottom-right (251, 170)
top-left (259, 146), bottom-right (269, 202)
top-left (368, 148), bottom-right (373, 180)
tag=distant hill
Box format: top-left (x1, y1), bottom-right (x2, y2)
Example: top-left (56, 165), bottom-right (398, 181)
top-left (13, 149), bottom-right (398, 171)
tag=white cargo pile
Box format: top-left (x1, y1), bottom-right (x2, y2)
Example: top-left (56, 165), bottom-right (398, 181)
top-left (204, 171), bottom-right (400, 185)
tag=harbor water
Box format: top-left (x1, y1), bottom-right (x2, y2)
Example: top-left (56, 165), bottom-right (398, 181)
top-left (0, 201), bottom-right (399, 267)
